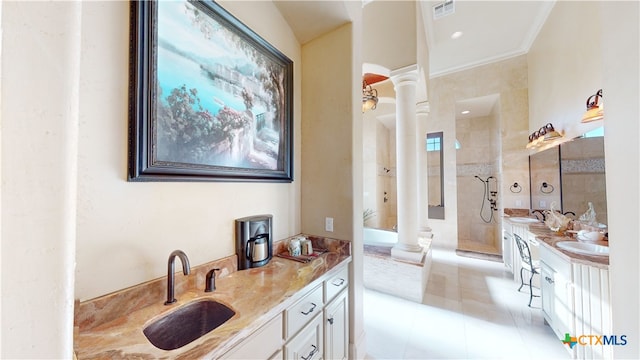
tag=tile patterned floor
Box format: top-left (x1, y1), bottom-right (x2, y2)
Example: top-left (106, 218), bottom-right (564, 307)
top-left (364, 247), bottom-right (571, 359)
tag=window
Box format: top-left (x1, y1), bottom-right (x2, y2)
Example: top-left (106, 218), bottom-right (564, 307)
top-left (427, 132), bottom-right (445, 219)
top-left (426, 136), bottom-right (441, 152)
top-left (584, 126), bottom-right (604, 138)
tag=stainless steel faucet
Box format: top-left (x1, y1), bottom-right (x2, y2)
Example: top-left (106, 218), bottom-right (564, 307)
top-left (164, 250), bottom-right (191, 305)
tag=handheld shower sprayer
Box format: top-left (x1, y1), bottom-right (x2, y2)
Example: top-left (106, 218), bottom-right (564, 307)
top-left (475, 175), bottom-right (498, 223)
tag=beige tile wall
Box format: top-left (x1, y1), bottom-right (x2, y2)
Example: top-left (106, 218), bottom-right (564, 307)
top-left (428, 55), bottom-right (530, 251)
top-left (362, 115), bottom-right (396, 230)
top-left (456, 114), bottom-right (501, 253)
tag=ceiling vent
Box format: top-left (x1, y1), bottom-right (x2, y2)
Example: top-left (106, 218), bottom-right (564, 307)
top-left (433, 0), bottom-right (455, 20)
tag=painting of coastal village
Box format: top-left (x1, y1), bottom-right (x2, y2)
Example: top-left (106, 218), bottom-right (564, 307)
top-left (155, 0), bottom-right (290, 171)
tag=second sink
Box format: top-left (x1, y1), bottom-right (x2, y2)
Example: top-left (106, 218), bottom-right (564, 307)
top-left (508, 217), bottom-right (540, 224)
top-left (143, 299), bottom-right (236, 350)
top-left (556, 241), bottom-right (609, 257)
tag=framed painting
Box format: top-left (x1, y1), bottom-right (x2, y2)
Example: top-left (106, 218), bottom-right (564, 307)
top-left (128, 0), bottom-right (293, 182)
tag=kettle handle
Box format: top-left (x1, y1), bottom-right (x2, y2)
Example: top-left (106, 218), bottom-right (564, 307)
top-left (246, 239), bottom-right (254, 261)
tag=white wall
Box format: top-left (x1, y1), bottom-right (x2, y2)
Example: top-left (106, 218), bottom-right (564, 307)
top-left (1, 2), bottom-right (81, 357)
top-left (76, 1), bottom-right (302, 301)
top-left (301, 24), bottom-right (354, 239)
top-left (362, 0), bottom-right (416, 71)
top-left (529, 1), bottom-right (639, 356)
top-left (600, 2), bottom-right (639, 358)
top-left (299, 16), bottom-right (366, 357)
top-left (2, 0), bottom-right (302, 357)
top-left (527, 1), bottom-right (603, 139)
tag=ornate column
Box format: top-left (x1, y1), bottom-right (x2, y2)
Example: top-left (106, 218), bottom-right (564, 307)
top-left (416, 101), bottom-right (432, 236)
top-left (390, 65), bottom-right (424, 262)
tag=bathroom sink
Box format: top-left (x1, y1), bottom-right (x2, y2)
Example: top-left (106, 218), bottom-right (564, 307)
top-left (143, 299), bottom-right (235, 350)
top-left (508, 217), bottom-right (540, 224)
top-left (556, 241), bottom-right (609, 257)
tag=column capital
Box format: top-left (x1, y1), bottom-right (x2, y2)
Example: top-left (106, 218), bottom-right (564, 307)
top-left (390, 64), bottom-right (419, 87)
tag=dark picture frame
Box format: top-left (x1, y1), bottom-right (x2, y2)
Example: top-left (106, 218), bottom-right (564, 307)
top-left (128, 0), bottom-right (293, 182)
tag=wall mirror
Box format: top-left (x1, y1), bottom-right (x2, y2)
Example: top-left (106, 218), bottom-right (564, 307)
top-left (427, 132), bottom-right (445, 219)
top-left (560, 129), bottom-right (607, 225)
top-left (529, 127), bottom-right (607, 225)
top-left (529, 145), bottom-right (561, 211)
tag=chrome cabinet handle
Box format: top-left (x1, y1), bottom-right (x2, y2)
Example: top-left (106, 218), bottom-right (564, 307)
top-left (331, 278), bottom-right (345, 287)
top-left (328, 317), bottom-right (334, 325)
top-left (301, 344), bottom-right (317, 360)
top-left (545, 276), bottom-right (554, 284)
top-left (301, 302), bottom-right (317, 315)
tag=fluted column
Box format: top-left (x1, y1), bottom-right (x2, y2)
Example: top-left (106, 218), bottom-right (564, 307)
top-left (390, 65), bottom-right (423, 262)
top-left (416, 101), bottom-right (431, 235)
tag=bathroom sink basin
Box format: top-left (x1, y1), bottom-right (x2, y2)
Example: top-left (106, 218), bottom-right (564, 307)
top-left (508, 217), bottom-right (540, 224)
top-left (556, 241), bottom-right (609, 257)
top-left (143, 299), bottom-right (235, 350)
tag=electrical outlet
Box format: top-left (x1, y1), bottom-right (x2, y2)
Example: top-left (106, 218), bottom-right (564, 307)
top-left (515, 200), bottom-right (523, 207)
top-left (539, 200), bottom-right (546, 208)
top-left (325, 217), bottom-right (334, 232)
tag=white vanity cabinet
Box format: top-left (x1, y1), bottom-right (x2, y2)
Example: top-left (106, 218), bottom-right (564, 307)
top-left (285, 313), bottom-right (324, 360)
top-left (539, 245), bottom-right (573, 342)
top-left (284, 262), bottom-right (350, 360)
top-left (221, 261), bottom-right (350, 360)
top-left (502, 223), bottom-right (514, 274)
top-left (323, 265), bottom-right (349, 360)
top-left (219, 313), bottom-right (284, 360)
top-left (539, 243), bottom-right (613, 359)
top-left (324, 290), bottom-right (348, 360)
top-left (572, 262), bottom-right (612, 360)
top-left (285, 284), bottom-right (324, 339)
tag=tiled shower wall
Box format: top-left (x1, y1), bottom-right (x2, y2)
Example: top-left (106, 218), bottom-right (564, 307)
top-left (427, 55), bottom-right (530, 251)
top-left (456, 112), bottom-right (501, 254)
top-left (363, 117), bottom-right (396, 230)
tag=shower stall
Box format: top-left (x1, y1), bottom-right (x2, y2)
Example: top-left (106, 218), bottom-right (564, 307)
top-left (455, 97), bottom-right (502, 255)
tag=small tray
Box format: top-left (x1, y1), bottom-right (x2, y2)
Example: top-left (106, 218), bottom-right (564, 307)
top-left (276, 249), bottom-right (328, 263)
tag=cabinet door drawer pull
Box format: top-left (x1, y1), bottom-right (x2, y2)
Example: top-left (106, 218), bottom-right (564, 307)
top-left (545, 276), bottom-right (554, 284)
top-left (301, 302), bottom-right (317, 315)
top-left (328, 317), bottom-right (334, 325)
top-left (301, 344), bottom-right (317, 360)
top-left (331, 278), bottom-right (345, 287)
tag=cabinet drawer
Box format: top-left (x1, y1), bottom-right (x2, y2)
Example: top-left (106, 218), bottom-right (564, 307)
top-left (539, 244), bottom-right (571, 275)
top-left (285, 314), bottom-right (323, 360)
top-left (285, 284), bottom-right (324, 339)
top-left (324, 265), bottom-right (349, 303)
top-left (220, 313), bottom-right (283, 359)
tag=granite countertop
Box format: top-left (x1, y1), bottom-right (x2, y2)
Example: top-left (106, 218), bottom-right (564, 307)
top-left (75, 237), bottom-right (351, 359)
top-left (505, 216), bottom-right (609, 268)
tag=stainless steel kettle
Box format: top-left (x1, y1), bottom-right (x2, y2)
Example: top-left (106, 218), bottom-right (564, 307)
top-left (247, 233), bottom-right (269, 263)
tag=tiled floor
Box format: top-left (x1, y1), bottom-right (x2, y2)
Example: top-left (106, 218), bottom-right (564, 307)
top-left (364, 247), bottom-right (571, 359)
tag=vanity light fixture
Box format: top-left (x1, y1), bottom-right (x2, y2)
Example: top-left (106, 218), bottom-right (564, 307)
top-left (543, 123), bottom-right (563, 141)
top-left (582, 89), bottom-right (604, 123)
top-left (526, 123), bottom-right (563, 149)
top-left (362, 80), bottom-right (378, 112)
